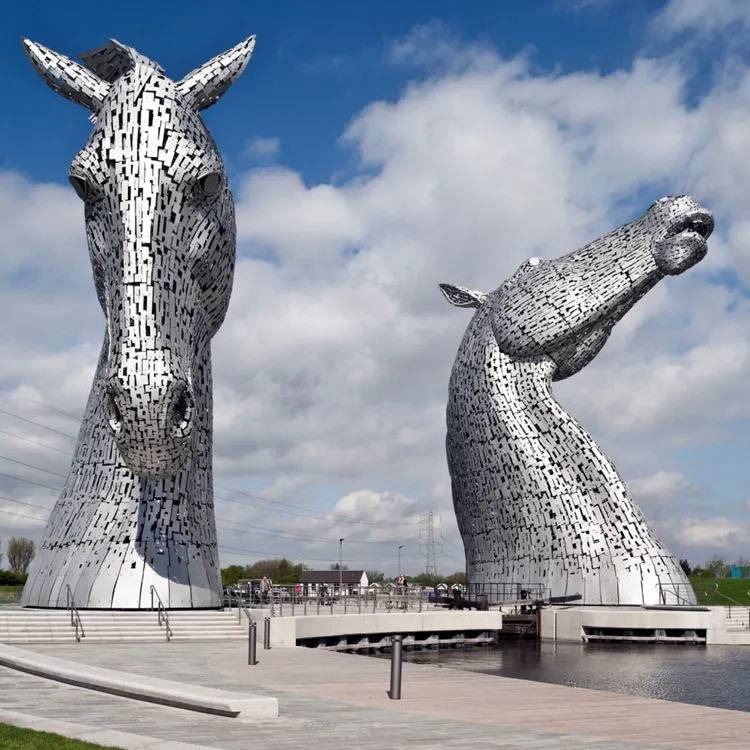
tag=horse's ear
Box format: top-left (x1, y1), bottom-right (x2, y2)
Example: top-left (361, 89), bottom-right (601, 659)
top-left (439, 284), bottom-right (488, 309)
top-left (177, 36), bottom-right (256, 112)
top-left (22, 38), bottom-right (110, 113)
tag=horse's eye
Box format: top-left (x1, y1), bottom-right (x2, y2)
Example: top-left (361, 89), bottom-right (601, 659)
top-left (69, 175), bottom-right (90, 201)
top-left (197, 171), bottom-right (222, 197)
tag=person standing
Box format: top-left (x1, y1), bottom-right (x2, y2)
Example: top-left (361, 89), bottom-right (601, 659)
top-left (260, 575), bottom-right (272, 604)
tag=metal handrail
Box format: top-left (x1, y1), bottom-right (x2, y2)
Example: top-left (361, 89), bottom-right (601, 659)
top-left (149, 586), bottom-right (172, 642)
top-left (65, 585), bottom-right (85, 643)
top-left (712, 584), bottom-right (750, 628)
top-left (656, 583), bottom-right (699, 607)
top-left (226, 588), bottom-right (254, 624)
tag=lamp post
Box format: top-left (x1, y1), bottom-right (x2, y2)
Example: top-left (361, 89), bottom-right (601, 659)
top-left (339, 538), bottom-right (344, 597)
top-left (398, 545), bottom-right (405, 577)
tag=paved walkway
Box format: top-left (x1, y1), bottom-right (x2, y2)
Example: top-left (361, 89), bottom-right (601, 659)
top-left (2, 642), bottom-right (748, 749)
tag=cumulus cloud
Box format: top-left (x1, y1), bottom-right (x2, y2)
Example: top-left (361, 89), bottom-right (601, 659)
top-left (4, 21), bottom-right (750, 571)
top-left (676, 517), bottom-right (748, 548)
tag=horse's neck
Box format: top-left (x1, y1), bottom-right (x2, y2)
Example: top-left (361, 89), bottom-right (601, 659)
top-left (453, 316), bottom-right (642, 522)
top-left (66, 332), bottom-right (213, 502)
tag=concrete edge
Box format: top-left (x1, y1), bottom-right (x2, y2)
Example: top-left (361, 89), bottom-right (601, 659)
top-left (0, 707), bottom-right (220, 750)
top-left (0, 643), bottom-right (278, 720)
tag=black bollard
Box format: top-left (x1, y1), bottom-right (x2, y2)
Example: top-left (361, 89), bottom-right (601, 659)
top-left (389, 634), bottom-right (403, 700)
top-left (248, 621), bottom-right (257, 665)
top-left (263, 616), bottom-right (271, 650)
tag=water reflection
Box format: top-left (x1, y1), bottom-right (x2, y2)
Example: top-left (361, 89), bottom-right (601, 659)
top-left (369, 642), bottom-right (750, 712)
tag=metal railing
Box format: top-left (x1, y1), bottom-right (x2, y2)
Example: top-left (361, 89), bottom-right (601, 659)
top-left (656, 583), bottom-right (700, 606)
top-left (226, 588), bottom-right (254, 624)
top-left (223, 584), bottom-right (436, 617)
top-left (65, 585), bottom-right (85, 643)
top-left (467, 582), bottom-right (546, 604)
top-left (712, 585), bottom-right (750, 629)
top-left (149, 586), bottom-right (172, 641)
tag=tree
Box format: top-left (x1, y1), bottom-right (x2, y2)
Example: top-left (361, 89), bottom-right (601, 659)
top-left (704, 554), bottom-right (728, 579)
top-left (0, 539), bottom-right (3, 569)
top-left (329, 563), bottom-right (349, 571)
top-left (220, 558), bottom-right (305, 586)
top-left (679, 559), bottom-right (692, 577)
top-left (7, 537), bottom-right (35, 575)
top-left (366, 570), bottom-right (385, 584)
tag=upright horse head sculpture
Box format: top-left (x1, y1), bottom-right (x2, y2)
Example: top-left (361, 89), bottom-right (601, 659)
top-left (20, 36), bottom-right (255, 609)
top-left (441, 196), bottom-right (713, 606)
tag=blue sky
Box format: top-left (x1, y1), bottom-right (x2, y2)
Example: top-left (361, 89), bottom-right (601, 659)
top-left (3, 0), bottom-right (667, 186)
top-left (2, 0), bottom-right (750, 573)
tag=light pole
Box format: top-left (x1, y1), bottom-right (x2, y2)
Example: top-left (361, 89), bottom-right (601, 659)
top-left (398, 545), bottom-right (405, 577)
top-left (339, 538), bottom-right (344, 597)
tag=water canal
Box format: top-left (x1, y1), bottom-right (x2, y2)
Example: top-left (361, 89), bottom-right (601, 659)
top-left (369, 641), bottom-right (750, 712)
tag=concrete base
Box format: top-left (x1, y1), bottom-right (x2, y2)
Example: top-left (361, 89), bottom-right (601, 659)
top-left (540, 606), bottom-right (750, 645)
top-left (0, 643), bottom-right (278, 719)
top-left (245, 609), bottom-right (504, 648)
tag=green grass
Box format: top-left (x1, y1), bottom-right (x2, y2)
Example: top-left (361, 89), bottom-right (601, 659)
top-left (0, 724), bottom-right (124, 749)
top-left (689, 578), bottom-right (750, 606)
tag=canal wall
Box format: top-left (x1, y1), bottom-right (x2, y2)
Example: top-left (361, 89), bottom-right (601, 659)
top-left (541, 606), bottom-right (750, 645)
top-left (245, 609), bottom-right (504, 648)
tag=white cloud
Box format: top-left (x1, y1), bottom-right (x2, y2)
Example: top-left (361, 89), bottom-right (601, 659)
top-left (6, 23), bottom-right (750, 570)
top-left (628, 471), bottom-right (691, 503)
top-left (243, 137), bottom-right (281, 159)
top-left (676, 517), bottom-right (748, 548)
top-left (653, 0), bottom-right (750, 35)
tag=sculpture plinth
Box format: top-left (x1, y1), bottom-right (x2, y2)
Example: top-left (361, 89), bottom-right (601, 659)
top-left (20, 36), bottom-right (255, 609)
top-left (441, 196), bottom-right (714, 606)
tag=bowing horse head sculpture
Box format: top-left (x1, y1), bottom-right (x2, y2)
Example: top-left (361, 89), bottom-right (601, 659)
top-left (441, 196), bottom-right (713, 606)
top-left (20, 37), bottom-right (254, 609)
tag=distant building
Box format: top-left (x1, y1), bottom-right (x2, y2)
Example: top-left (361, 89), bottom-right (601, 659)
top-left (300, 570), bottom-right (368, 593)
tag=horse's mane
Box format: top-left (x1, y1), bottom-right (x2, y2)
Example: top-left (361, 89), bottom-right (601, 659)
top-left (79, 39), bottom-right (164, 83)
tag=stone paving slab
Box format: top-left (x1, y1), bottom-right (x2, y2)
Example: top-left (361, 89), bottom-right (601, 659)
top-left (0, 708), bottom-right (216, 750)
top-left (0, 641), bottom-right (277, 720)
top-left (7, 642), bottom-right (744, 749)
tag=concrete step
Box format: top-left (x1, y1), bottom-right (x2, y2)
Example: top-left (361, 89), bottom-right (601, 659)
top-left (0, 609), bottom-right (247, 643)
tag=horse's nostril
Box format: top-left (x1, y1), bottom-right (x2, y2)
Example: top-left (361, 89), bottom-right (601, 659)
top-left (104, 389), bottom-right (123, 435)
top-left (170, 386), bottom-right (194, 432)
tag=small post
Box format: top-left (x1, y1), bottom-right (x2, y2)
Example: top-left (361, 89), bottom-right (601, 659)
top-left (536, 603), bottom-right (542, 644)
top-left (373, 589), bottom-right (377, 614)
top-left (358, 587), bottom-right (362, 614)
top-left (263, 617), bottom-right (271, 650)
top-left (389, 634), bottom-right (403, 700)
top-left (304, 594), bottom-right (308, 616)
top-left (248, 621), bottom-right (257, 665)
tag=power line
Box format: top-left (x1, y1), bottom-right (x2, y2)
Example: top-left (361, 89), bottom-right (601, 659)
top-left (0, 428), bottom-right (73, 456)
top-left (0, 407), bottom-right (78, 440)
top-left (0, 408), bottom-right (420, 529)
top-left (0, 454), bottom-right (67, 478)
top-left (0, 384), bottom-right (83, 422)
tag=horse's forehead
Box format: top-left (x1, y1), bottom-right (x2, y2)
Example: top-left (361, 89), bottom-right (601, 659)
top-left (87, 75), bottom-right (215, 160)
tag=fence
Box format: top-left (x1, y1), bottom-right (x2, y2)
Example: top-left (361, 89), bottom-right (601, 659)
top-left (466, 582), bottom-right (546, 604)
top-left (226, 583), bottom-right (437, 617)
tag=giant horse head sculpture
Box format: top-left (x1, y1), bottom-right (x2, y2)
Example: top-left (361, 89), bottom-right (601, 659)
top-left (20, 37), bottom-right (254, 610)
top-left (23, 36), bottom-right (254, 477)
top-left (440, 196), bottom-right (713, 606)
